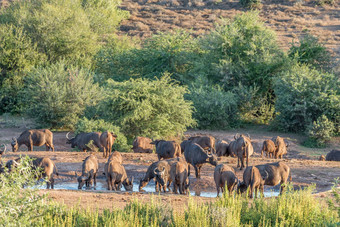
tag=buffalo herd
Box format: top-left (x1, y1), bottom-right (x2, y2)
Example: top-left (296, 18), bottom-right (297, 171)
top-left (1, 129), bottom-right (339, 198)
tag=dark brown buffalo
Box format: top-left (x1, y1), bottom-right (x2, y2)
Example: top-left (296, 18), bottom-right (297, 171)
top-left (326, 150), bottom-right (340, 161)
top-left (153, 160), bottom-right (172, 193)
top-left (238, 166), bottom-right (267, 198)
top-left (214, 164), bottom-right (238, 196)
top-left (5, 157), bottom-right (21, 173)
top-left (100, 131), bottom-right (117, 158)
top-left (216, 140), bottom-right (232, 157)
top-left (228, 134), bottom-right (254, 170)
top-left (188, 135), bottom-right (216, 153)
top-left (255, 162), bottom-right (290, 194)
top-left (11, 129), bottom-right (54, 152)
top-left (151, 140), bottom-right (181, 160)
top-left (132, 137), bottom-right (154, 153)
top-left (181, 140), bottom-right (218, 179)
top-left (66, 132), bottom-right (104, 153)
top-left (75, 154), bottom-right (99, 189)
top-left (170, 160), bottom-right (190, 194)
top-left (0, 144), bottom-right (6, 163)
top-left (107, 151), bottom-right (123, 164)
top-left (261, 140), bottom-right (276, 158)
top-left (104, 160), bottom-right (133, 191)
top-left (271, 136), bottom-right (288, 159)
top-left (32, 157), bottom-right (59, 189)
top-left (139, 158), bottom-right (180, 192)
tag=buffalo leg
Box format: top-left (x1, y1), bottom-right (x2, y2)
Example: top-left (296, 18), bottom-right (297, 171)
top-left (194, 166), bottom-right (200, 179)
top-left (107, 176), bottom-right (112, 190)
top-left (260, 185), bottom-right (264, 197)
top-left (173, 182), bottom-right (178, 194)
top-left (50, 177), bottom-right (54, 189)
top-left (237, 157), bottom-right (240, 168)
top-left (94, 173), bottom-right (97, 187)
top-left (46, 145), bottom-right (50, 151)
top-left (254, 187), bottom-right (258, 199)
top-left (187, 164), bottom-right (191, 177)
top-left (216, 183), bottom-right (220, 197)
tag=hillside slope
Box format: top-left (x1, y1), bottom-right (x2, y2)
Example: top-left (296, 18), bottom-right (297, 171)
top-left (118, 0), bottom-right (339, 56)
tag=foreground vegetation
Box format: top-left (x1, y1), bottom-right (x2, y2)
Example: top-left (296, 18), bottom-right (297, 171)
top-left (0, 158), bottom-right (339, 226)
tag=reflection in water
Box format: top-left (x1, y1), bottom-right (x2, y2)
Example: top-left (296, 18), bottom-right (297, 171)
top-left (37, 180), bottom-right (280, 198)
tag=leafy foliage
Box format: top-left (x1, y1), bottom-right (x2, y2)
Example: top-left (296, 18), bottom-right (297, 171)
top-left (307, 115), bottom-right (335, 146)
top-left (94, 30), bottom-right (203, 84)
top-left (186, 83), bottom-right (240, 129)
top-left (289, 33), bottom-right (332, 71)
top-left (0, 156), bottom-right (47, 226)
top-left (274, 64), bottom-right (340, 132)
top-left (95, 74), bottom-right (196, 139)
top-left (24, 61), bottom-right (101, 129)
top-left (75, 117), bottom-right (130, 152)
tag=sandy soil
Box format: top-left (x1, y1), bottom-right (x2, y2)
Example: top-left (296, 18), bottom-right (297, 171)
top-left (1, 127), bottom-right (339, 211)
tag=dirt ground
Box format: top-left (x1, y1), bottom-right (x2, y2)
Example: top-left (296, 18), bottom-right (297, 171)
top-left (0, 127), bottom-right (339, 211)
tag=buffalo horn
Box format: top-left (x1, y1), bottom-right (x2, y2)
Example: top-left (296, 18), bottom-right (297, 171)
top-left (13, 159), bottom-right (20, 166)
top-left (131, 176), bottom-right (134, 184)
top-left (263, 170), bottom-right (269, 180)
top-left (66, 132), bottom-right (71, 140)
top-left (234, 133), bottom-right (239, 140)
top-left (246, 133), bottom-right (250, 139)
top-left (154, 168), bottom-right (159, 175)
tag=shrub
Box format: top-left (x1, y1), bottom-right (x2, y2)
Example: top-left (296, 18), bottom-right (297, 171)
top-left (75, 117), bottom-right (130, 152)
top-left (274, 64), bottom-right (340, 132)
top-left (97, 74), bottom-right (196, 139)
top-left (186, 83), bottom-right (240, 129)
top-left (0, 156), bottom-right (47, 226)
top-left (201, 12), bottom-right (285, 94)
top-left (289, 33), bottom-right (332, 71)
top-left (307, 115), bottom-right (335, 146)
top-left (94, 30), bottom-right (203, 84)
top-left (24, 61), bottom-right (101, 129)
top-left (317, 0), bottom-right (335, 5)
top-left (240, 0), bottom-right (262, 9)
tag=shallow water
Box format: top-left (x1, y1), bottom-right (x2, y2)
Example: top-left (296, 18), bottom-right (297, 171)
top-left (37, 180), bottom-right (280, 198)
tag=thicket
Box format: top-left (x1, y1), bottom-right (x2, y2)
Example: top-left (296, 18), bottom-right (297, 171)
top-left (274, 64), bottom-right (339, 133)
top-left (0, 0), bottom-right (128, 114)
top-left (89, 75), bottom-right (196, 139)
top-left (23, 62), bottom-right (101, 129)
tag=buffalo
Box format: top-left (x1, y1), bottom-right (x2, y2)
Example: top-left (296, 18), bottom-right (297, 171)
top-left (32, 157), bottom-right (59, 189)
top-left (214, 164), bottom-right (238, 196)
top-left (271, 136), bottom-right (288, 159)
top-left (255, 162), bottom-right (290, 194)
top-left (11, 129), bottom-right (54, 152)
top-left (5, 157), bottom-right (21, 173)
top-left (151, 140), bottom-right (181, 160)
top-left (66, 132), bottom-right (104, 153)
top-left (188, 135), bottom-right (216, 153)
top-left (139, 158), bottom-right (180, 192)
top-left (326, 150), bottom-right (340, 161)
top-left (153, 160), bottom-right (172, 193)
top-left (261, 140), bottom-right (276, 158)
top-left (107, 151), bottom-right (123, 164)
top-left (170, 160), bottom-right (190, 194)
top-left (216, 140), bottom-right (233, 157)
top-left (100, 131), bottom-right (117, 158)
top-left (238, 166), bottom-right (267, 198)
top-left (104, 160), bottom-right (133, 191)
top-left (132, 137), bottom-right (154, 153)
top-left (228, 134), bottom-right (254, 170)
top-left (181, 140), bottom-right (218, 179)
top-left (75, 154), bottom-right (99, 189)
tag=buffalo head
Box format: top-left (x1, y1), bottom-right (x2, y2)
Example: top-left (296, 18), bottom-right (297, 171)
top-left (207, 153), bottom-right (218, 166)
top-left (66, 132), bottom-right (76, 147)
top-left (123, 176), bottom-right (134, 191)
top-left (154, 167), bottom-right (166, 186)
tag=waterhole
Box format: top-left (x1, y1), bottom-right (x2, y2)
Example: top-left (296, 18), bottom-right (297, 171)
top-left (38, 180), bottom-right (280, 198)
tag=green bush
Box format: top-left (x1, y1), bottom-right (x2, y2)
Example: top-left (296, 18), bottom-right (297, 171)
top-left (0, 25), bottom-right (46, 113)
top-left (289, 33), bottom-right (332, 71)
top-left (75, 117), bottom-right (130, 152)
top-left (274, 64), bottom-right (340, 132)
top-left (201, 12), bottom-right (285, 94)
top-left (317, 0), bottom-right (335, 5)
top-left (96, 74), bottom-right (196, 139)
top-left (94, 30), bottom-right (203, 84)
top-left (24, 61), bottom-right (101, 129)
top-left (0, 156), bottom-right (47, 226)
top-left (240, 0), bottom-right (262, 9)
top-left (187, 84), bottom-right (240, 129)
top-left (307, 115), bottom-right (335, 146)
